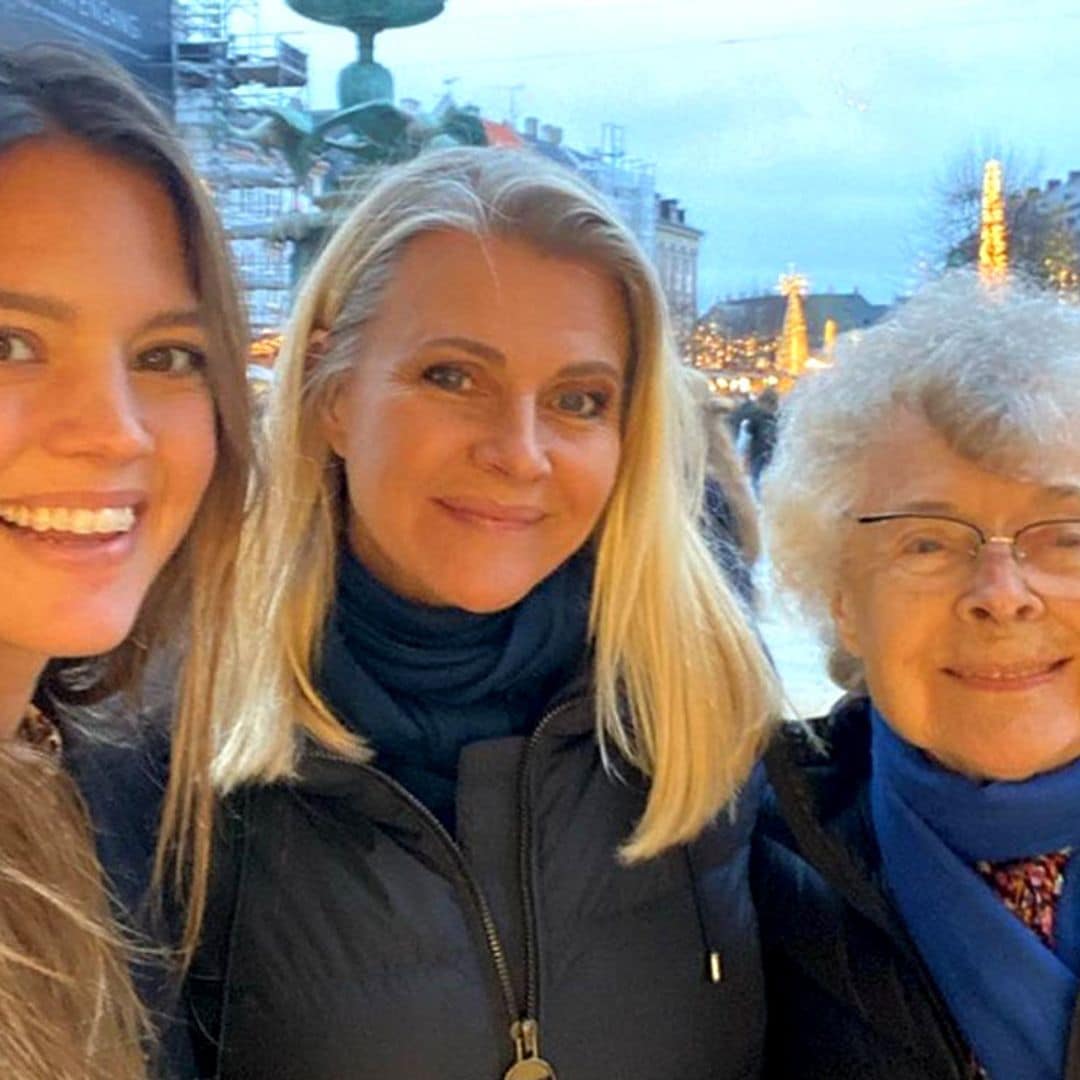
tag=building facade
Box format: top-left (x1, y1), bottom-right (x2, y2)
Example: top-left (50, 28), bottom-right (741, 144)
top-left (519, 118), bottom-right (704, 352)
top-left (654, 196), bottom-right (703, 354)
top-left (692, 288), bottom-right (889, 397)
top-left (1031, 170), bottom-right (1080, 231)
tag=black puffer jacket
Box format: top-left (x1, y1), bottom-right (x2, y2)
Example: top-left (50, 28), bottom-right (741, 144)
top-left (188, 685), bottom-right (764, 1080)
top-left (752, 695), bottom-right (1080, 1079)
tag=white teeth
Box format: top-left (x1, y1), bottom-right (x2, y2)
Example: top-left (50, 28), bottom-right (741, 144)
top-left (71, 509), bottom-right (94, 534)
top-left (0, 504), bottom-right (136, 535)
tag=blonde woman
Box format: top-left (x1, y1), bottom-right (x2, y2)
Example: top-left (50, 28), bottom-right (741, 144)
top-left (0, 45), bottom-right (250, 1078)
top-left (191, 147), bottom-right (778, 1080)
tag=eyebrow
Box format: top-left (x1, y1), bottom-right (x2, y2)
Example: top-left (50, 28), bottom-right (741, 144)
top-left (890, 500), bottom-right (959, 514)
top-left (423, 336), bottom-right (507, 364)
top-left (421, 336), bottom-right (624, 381)
top-left (558, 360), bottom-right (624, 381)
top-left (0, 289), bottom-right (76, 322)
top-left (0, 291), bottom-right (203, 335)
top-left (137, 309), bottom-right (205, 334)
top-left (888, 489), bottom-right (1080, 516)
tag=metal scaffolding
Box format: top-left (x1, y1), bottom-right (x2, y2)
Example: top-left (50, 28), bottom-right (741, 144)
top-left (173, 0), bottom-right (310, 333)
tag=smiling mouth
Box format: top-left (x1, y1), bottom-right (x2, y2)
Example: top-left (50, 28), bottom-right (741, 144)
top-left (434, 498), bottom-right (547, 528)
top-left (0, 503), bottom-right (139, 540)
top-left (943, 658), bottom-right (1070, 684)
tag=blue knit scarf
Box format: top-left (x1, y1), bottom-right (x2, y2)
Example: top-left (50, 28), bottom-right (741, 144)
top-left (316, 548), bottom-right (591, 829)
top-left (870, 707), bottom-right (1080, 1079)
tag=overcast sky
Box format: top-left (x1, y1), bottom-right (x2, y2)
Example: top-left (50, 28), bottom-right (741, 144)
top-left (252, 0), bottom-right (1080, 307)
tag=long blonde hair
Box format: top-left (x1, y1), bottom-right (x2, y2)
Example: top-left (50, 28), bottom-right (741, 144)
top-left (216, 148), bottom-right (777, 858)
top-left (0, 39), bottom-right (251, 1048)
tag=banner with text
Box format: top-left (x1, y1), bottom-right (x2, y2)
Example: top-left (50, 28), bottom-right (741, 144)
top-left (0, 0), bottom-right (173, 104)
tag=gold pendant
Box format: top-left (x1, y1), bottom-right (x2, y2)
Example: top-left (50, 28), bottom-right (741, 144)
top-left (504, 1018), bottom-right (557, 1080)
top-left (504, 1059), bottom-right (557, 1080)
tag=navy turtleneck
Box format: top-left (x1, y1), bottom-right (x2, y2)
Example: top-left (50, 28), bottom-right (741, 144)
top-left (316, 548), bottom-right (591, 830)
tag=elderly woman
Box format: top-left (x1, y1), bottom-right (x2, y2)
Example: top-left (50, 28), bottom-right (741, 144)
top-left (188, 147), bottom-right (777, 1080)
top-left (754, 274), bottom-right (1080, 1080)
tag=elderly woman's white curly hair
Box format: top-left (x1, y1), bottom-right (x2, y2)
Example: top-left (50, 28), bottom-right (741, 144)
top-left (762, 271), bottom-right (1080, 689)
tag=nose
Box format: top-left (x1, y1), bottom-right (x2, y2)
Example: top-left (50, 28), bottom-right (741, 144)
top-left (39, 353), bottom-right (154, 463)
top-left (956, 543), bottom-right (1045, 624)
top-left (470, 397), bottom-right (552, 482)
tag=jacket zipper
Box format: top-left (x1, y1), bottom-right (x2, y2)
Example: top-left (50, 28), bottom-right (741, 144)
top-left (517, 701), bottom-right (578, 1039)
top-left (309, 695), bottom-right (581, 1074)
top-left (309, 752), bottom-right (519, 1025)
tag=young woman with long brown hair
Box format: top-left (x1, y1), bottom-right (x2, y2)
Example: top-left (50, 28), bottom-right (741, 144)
top-left (0, 44), bottom-right (250, 1078)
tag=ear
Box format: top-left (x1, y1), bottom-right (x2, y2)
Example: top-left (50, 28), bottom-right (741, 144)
top-left (310, 327), bottom-right (349, 458)
top-left (830, 584), bottom-right (864, 659)
top-left (305, 327), bottom-right (330, 369)
top-left (319, 375), bottom-right (349, 459)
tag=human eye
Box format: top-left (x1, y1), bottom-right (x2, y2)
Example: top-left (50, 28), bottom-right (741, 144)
top-left (1048, 522), bottom-right (1080, 548)
top-left (0, 328), bottom-right (41, 364)
top-left (134, 344), bottom-right (207, 377)
top-left (1024, 521), bottom-right (1080, 568)
top-left (551, 386), bottom-right (612, 420)
top-left (889, 520), bottom-right (971, 574)
top-left (899, 531), bottom-right (948, 555)
top-left (421, 363), bottom-right (474, 393)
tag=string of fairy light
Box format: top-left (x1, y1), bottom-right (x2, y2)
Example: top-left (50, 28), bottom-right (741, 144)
top-left (688, 270), bottom-right (835, 396)
top-left (692, 158), bottom-right (1079, 397)
top-left (245, 158), bottom-right (1078, 399)
top-left (978, 159), bottom-right (1008, 288)
top-left (978, 158), bottom-right (1079, 295)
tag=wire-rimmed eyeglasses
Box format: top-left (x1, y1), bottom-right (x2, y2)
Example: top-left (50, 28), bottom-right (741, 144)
top-left (854, 512), bottom-right (1080, 590)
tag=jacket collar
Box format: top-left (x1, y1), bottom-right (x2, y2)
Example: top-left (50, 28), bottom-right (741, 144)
top-left (292, 674), bottom-right (595, 797)
top-left (771, 694), bottom-right (873, 834)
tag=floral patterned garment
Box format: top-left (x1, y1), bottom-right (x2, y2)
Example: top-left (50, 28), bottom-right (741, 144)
top-left (967, 849), bottom-right (1072, 1078)
top-left (974, 849), bottom-right (1072, 950)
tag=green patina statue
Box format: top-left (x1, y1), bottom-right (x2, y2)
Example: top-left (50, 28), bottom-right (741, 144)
top-left (242, 0), bottom-right (483, 281)
top-left (287, 0), bottom-right (444, 107)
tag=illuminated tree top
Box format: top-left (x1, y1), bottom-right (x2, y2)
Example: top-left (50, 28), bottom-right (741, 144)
top-left (978, 158), bottom-right (1008, 286)
top-left (777, 271), bottom-right (810, 298)
top-left (777, 269), bottom-right (810, 376)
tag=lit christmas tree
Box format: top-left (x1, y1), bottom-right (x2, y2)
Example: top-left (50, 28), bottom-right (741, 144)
top-left (978, 159), bottom-right (1008, 287)
top-left (777, 271), bottom-right (810, 376)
